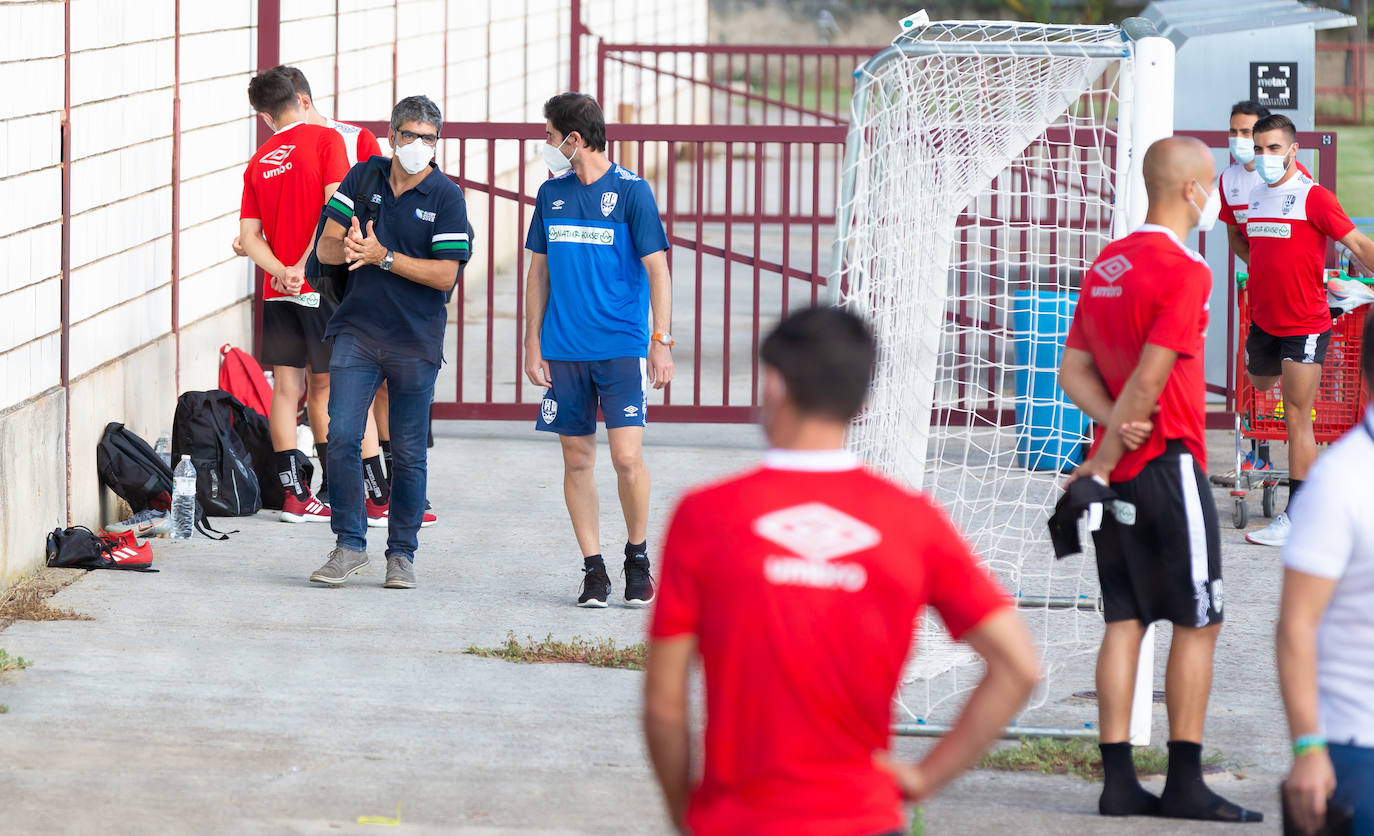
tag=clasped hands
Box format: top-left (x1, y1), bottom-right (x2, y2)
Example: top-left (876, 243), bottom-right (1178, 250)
top-left (344, 215), bottom-right (387, 271)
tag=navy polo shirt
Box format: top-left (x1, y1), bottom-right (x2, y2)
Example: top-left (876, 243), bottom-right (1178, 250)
top-left (323, 156), bottom-right (471, 365)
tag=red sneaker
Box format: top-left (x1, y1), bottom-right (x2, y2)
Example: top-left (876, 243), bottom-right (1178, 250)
top-left (97, 531), bottom-right (154, 569)
top-left (365, 500), bottom-right (437, 528)
top-left (281, 492), bottom-right (331, 523)
top-left (366, 497), bottom-right (389, 528)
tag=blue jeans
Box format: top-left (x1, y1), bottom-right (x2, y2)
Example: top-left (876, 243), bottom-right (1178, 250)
top-left (1330, 742), bottom-right (1374, 833)
top-left (327, 331), bottom-right (438, 560)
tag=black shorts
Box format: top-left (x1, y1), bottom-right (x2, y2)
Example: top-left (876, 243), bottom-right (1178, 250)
top-left (1092, 441), bottom-right (1223, 627)
top-left (261, 296), bottom-right (336, 371)
top-left (1245, 322), bottom-right (1331, 377)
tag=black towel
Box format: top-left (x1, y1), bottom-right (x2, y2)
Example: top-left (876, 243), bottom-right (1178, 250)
top-left (1047, 477), bottom-right (1120, 558)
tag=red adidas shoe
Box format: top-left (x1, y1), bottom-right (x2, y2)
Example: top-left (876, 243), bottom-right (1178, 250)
top-left (281, 492), bottom-right (331, 523)
top-left (97, 531), bottom-right (154, 569)
top-left (365, 500), bottom-right (437, 528)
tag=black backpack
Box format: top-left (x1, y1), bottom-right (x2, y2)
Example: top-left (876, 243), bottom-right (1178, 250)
top-left (222, 396), bottom-right (312, 510)
top-left (96, 422), bottom-right (174, 513)
top-left (171, 390), bottom-right (262, 518)
top-left (307, 163), bottom-right (387, 305)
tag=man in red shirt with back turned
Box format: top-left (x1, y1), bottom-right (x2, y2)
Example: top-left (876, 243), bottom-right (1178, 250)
top-left (1239, 114), bottom-right (1374, 547)
top-left (643, 307), bottom-right (1039, 836)
top-left (1060, 136), bottom-right (1259, 822)
top-left (239, 68), bottom-right (347, 523)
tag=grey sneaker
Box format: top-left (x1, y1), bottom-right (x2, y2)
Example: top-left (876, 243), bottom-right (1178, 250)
top-left (309, 547), bottom-right (369, 585)
top-left (383, 554), bottom-right (416, 589)
top-left (105, 508), bottom-right (172, 538)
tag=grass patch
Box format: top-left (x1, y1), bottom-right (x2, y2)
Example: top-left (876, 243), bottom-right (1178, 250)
top-left (0, 649), bottom-right (31, 672)
top-left (1336, 125), bottom-right (1374, 219)
top-left (0, 569), bottom-right (90, 627)
top-left (465, 632), bottom-right (647, 671)
top-left (976, 737), bottom-right (1230, 780)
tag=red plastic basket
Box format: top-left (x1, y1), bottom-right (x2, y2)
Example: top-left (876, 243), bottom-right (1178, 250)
top-left (1235, 278), bottom-right (1369, 444)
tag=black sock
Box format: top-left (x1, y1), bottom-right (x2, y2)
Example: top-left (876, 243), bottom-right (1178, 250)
top-left (363, 456), bottom-right (390, 503)
top-left (314, 442), bottom-right (329, 490)
top-left (625, 540), bottom-right (647, 561)
top-left (1257, 440), bottom-right (1271, 465)
top-left (584, 555), bottom-right (605, 573)
top-left (380, 440), bottom-right (393, 480)
top-left (274, 450), bottom-right (308, 500)
top-left (1098, 742), bottom-right (1160, 816)
top-left (1159, 741), bottom-right (1262, 822)
top-left (1286, 478), bottom-right (1303, 512)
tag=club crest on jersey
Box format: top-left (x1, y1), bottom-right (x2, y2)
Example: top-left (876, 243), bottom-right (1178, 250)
top-left (541, 398), bottom-right (558, 424)
top-left (1282, 195), bottom-right (1297, 215)
top-left (601, 192), bottom-right (618, 216)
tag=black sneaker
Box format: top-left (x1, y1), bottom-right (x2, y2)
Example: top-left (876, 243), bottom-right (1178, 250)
top-left (623, 554), bottom-right (655, 607)
top-left (578, 564), bottom-right (611, 608)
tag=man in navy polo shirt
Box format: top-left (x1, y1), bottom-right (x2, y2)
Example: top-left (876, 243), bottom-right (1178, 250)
top-left (523, 92), bottom-right (674, 609)
top-left (311, 95), bottom-right (471, 590)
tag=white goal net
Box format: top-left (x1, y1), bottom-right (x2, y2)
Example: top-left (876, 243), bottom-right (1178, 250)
top-left (832, 19), bottom-right (1168, 728)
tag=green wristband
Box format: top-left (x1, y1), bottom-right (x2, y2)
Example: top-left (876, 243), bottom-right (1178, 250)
top-left (1293, 734), bottom-right (1327, 756)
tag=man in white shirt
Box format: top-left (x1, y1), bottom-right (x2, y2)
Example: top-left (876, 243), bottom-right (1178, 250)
top-left (1277, 310), bottom-right (1374, 833)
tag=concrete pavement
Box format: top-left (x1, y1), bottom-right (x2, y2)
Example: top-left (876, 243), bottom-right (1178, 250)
top-left (0, 423), bottom-right (1295, 834)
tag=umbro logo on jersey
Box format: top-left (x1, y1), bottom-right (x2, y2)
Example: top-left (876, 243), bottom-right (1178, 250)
top-left (622, 405), bottom-right (639, 417)
top-left (1094, 254), bottom-right (1132, 283)
top-left (551, 199), bottom-right (565, 210)
top-left (755, 503), bottom-right (879, 592)
top-left (259, 145), bottom-right (296, 166)
top-left (601, 192), bottom-right (618, 216)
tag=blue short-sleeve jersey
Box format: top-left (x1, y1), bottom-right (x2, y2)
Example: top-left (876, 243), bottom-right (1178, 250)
top-left (323, 157), bottom-right (471, 365)
top-left (525, 163), bottom-right (668, 361)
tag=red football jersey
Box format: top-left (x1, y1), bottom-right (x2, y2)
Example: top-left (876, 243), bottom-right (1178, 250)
top-left (1242, 173), bottom-right (1354, 336)
top-left (650, 450), bottom-right (1009, 836)
top-left (1066, 225), bottom-right (1211, 482)
top-left (240, 122), bottom-right (348, 299)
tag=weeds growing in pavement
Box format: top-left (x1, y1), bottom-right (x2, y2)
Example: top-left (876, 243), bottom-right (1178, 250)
top-left (0, 571), bottom-right (90, 625)
top-left (465, 632), bottom-right (648, 671)
top-left (976, 737), bottom-right (1230, 780)
top-left (0, 649), bottom-right (31, 672)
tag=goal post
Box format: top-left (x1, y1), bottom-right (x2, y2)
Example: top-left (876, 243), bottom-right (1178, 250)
top-left (829, 18), bottom-right (1175, 742)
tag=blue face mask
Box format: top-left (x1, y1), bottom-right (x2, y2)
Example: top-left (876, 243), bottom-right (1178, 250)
top-left (1228, 136), bottom-right (1254, 164)
top-left (1256, 147), bottom-right (1292, 185)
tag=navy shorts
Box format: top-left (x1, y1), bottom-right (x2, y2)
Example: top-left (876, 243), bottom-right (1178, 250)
top-left (536, 357), bottom-right (648, 436)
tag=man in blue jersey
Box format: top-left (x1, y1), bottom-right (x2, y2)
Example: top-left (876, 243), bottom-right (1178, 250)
top-left (523, 92), bottom-right (674, 609)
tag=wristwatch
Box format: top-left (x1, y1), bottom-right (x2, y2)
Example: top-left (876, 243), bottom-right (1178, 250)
top-left (380, 250), bottom-right (395, 272)
top-left (652, 332), bottom-right (675, 346)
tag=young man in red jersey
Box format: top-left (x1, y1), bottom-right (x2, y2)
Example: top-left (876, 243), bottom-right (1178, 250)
top-left (643, 307), bottom-right (1039, 836)
top-left (239, 68), bottom-right (347, 523)
top-left (1060, 136), bottom-right (1260, 822)
top-left (1240, 114), bottom-right (1374, 547)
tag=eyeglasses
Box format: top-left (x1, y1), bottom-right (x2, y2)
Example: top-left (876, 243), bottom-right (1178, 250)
top-left (397, 129), bottom-right (439, 147)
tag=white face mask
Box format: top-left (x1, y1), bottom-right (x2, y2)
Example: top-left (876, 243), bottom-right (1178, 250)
top-left (1190, 182), bottom-right (1221, 232)
top-left (1228, 136), bottom-right (1255, 165)
top-left (1256, 147), bottom-right (1293, 185)
top-left (541, 135), bottom-right (576, 175)
top-left (395, 136), bottom-right (435, 175)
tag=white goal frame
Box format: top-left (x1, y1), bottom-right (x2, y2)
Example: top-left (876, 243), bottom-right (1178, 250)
top-left (829, 17), bottom-right (1175, 743)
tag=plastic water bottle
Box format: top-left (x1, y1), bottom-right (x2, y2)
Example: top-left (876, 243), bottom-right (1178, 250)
top-left (154, 431), bottom-right (172, 468)
top-left (171, 455), bottom-right (197, 539)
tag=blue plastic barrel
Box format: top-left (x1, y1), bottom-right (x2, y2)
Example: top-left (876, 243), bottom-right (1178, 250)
top-left (1010, 291), bottom-right (1090, 472)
